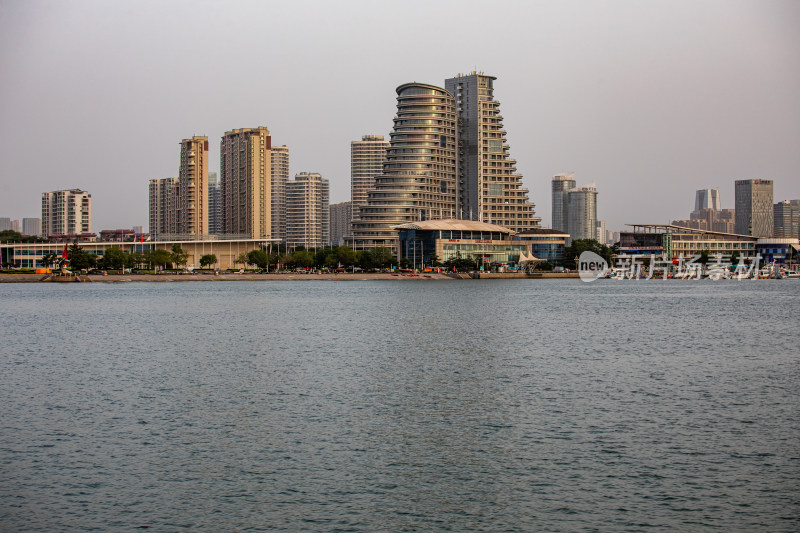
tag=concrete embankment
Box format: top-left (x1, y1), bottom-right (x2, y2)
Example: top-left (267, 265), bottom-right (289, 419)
top-left (1, 271), bottom-right (579, 283)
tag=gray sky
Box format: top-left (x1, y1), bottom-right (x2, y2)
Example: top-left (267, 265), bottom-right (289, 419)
top-left (1, 0), bottom-right (798, 233)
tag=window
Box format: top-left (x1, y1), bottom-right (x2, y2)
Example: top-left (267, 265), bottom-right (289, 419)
top-left (488, 139), bottom-right (502, 153)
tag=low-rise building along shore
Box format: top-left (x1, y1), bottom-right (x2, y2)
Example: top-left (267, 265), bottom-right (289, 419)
top-left (1, 238), bottom-right (280, 270)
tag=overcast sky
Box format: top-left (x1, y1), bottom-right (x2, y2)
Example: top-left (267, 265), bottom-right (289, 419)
top-left (1, 0), bottom-right (798, 233)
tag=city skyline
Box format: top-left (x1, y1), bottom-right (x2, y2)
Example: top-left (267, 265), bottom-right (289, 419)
top-left (1, 1), bottom-right (798, 232)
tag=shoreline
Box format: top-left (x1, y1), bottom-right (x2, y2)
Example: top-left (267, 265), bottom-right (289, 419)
top-left (0, 272), bottom-right (580, 283)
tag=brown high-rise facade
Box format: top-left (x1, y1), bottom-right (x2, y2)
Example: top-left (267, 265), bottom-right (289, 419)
top-left (220, 127), bottom-right (273, 238)
top-left (445, 72), bottom-right (540, 232)
top-left (177, 135), bottom-right (209, 236)
top-left (270, 145), bottom-right (290, 241)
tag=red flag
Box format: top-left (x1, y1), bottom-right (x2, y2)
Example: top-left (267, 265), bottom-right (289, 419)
top-left (62, 243), bottom-right (68, 260)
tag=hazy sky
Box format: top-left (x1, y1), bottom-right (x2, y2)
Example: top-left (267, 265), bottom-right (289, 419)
top-left (1, 0), bottom-right (798, 233)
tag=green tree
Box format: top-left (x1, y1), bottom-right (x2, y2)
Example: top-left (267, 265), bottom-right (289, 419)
top-left (171, 244), bottom-right (188, 269)
top-left (698, 249), bottom-right (710, 265)
top-left (370, 247), bottom-right (395, 269)
top-left (335, 246), bottom-right (356, 268)
top-left (148, 248), bottom-right (172, 272)
top-left (67, 243), bottom-right (96, 271)
top-left (247, 249), bottom-right (270, 270)
top-left (729, 251), bottom-right (741, 267)
top-left (429, 252), bottom-right (441, 267)
top-left (199, 254), bottom-right (217, 269)
top-left (234, 252), bottom-right (250, 269)
top-left (0, 230), bottom-right (48, 243)
top-left (129, 252), bottom-right (147, 270)
top-left (563, 239), bottom-right (614, 269)
top-left (41, 253), bottom-right (58, 269)
top-left (102, 246), bottom-right (128, 270)
top-left (292, 250), bottom-right (315, 269)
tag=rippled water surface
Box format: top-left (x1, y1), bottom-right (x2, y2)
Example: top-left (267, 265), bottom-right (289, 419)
top-left (1, 279), bottom-right (799, 531)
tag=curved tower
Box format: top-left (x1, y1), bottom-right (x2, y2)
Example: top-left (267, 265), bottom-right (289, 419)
top-left (351, 83), bottom-right (457, 253)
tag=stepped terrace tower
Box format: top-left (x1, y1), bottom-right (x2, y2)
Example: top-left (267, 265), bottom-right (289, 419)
top-left (445, 72), bottom-right (540, 232)
top-left (351, 83), bottom-right (457, 252)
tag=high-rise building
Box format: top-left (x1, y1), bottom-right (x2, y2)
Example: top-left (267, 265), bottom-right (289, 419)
top-left (351, 83), bottom-right (457, 253)
top-left (220, 127), bottom-right (273, 239)
top-left (0, 218), bottom-right (13, 231)
top-left (552, 173), bottom-right (576, 233)
top-left (351, 135), bottom-right (389, 223)
top-left (149, 177), bottom-right (179, 238)
top-left (270, 145), bottom-right (290, 241)
top-left (596, 220), bottom-right (607, 244)
top-left (774, 200), bottom-right (800, 238)
top-left (713, 209), bottom-right (735, 233)
top-left (285, 172), bottom-right (329, 249)
top-left (22, 218), bottom-right (41, 237)
top-left (330, 201), bottom-right (353, 246)
top-left (177, 136), bottom-right (209, 236)
top-left (566, 183), bottom-right (597, 243)
top-left (735, 179), bottom-right (773, 237)
top-left (695, 188), bottom-right (721, 212)
top-left (445, 72), bottom-right (540, 232)
top-left (208, 172), bottom-right (221, 235)
top-left (41, 189), bottom-right (92, 237)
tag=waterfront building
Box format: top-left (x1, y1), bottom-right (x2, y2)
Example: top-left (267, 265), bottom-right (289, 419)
top-left (551, 173), bottom-right (576, 233)
top-left (619, 224), bottom-right (758, 260)
top-left (41, 189), bottom-right (92, 238)
top-left (1, 237), bottom-right (278, 270)
top-left (22, 218), bottom-right (41, 237)
top-left (351, 135), bottom-right (389, 226)
top-left (445, 72), bottom-right (540, 232)
top-left (208, 172), bottom-right (221, 235)
top-left (735, 179), bottom-right (773, 237)
top-left (513, 228), bottom-right (569, 265)
top-left (756, 238), bottom-right (800, 265)
top-left (270, 145), bottom-right (290, 241)
top-left (395, 219), bottom-right (526, 269)
top-left (285, 172), bottom-right (329, 250)
top-left (351, 83), bottom-right (458, 254)
top-left (177, 135), bottom-right (209, 236)
top-left (695, 188), bottom-right (721, 212)
top-left (149, 177), bottom-right (179, 239)
top-left (566, 183), bottom-right (597, 243)
top-left (220, 127), bottom-right (273, 239)
top-left (774, 200), bottom-right (800, 238)
top-left (330, 201), bottom-right (353, 246)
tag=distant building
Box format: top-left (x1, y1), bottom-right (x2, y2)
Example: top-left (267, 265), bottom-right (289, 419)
top-left (208, 172), bottom-right (221, 235)
top-left (330, 201), bottom-right (353, 247)
top-left (132, 225), bottom-right (144, 234)
top-left (0, 218), bottom-right (12, 231)
top-left (41, 189), bottom-right (92, 238)
top-left (285, 172), bottom-right (329, 249)
top-left (220, 127), bottom-right (273, 238)
top-left (149, 177), bottom-right (179, 238)
top-left (773, 200), bottom-right (800, 239)
top-left (351, 135), bottom-right (389, 227)
top-left (713, 209), bottom-right (735, 233)
top-left (735, 179), bottom-right (773, 237)
top-left (177, 135), bottom-right (209, 236)
top-left (566, 183), bottom-right (597, 243)
top-left (445, 72), bottom-right (540, 232)
top-left (395, 219), bottom-right (526, 269)
top-left (22, 218), bottom-right (41, 237)
top-left (514, 228), bottom-right (569, 265)
top-left (596, 220), bottom-right (607, 244)
top-left (551, 173), bottom-right (576, 233)
top-left (620, 224), bottom-right (758, 260)
top-left (695, 188), bottom-right (721, 211)
top-left (270, 145), bottom-right (290, 241)
top-left (351, 83), bottom-right (457, 253)
top-left (99, 229), bottom-right (149, 242)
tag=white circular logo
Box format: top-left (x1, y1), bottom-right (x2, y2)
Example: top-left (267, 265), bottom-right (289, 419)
top-left (578, 251), bottom-right (609, 282)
